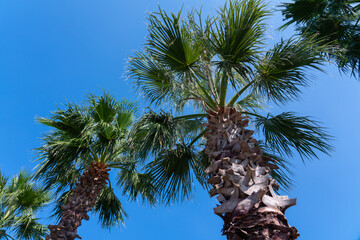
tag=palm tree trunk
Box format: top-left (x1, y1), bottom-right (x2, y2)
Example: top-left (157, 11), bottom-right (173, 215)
top-left (46, 162), bottom-right (110, 240)
top-left (204, 107), bottom-right (299, 240)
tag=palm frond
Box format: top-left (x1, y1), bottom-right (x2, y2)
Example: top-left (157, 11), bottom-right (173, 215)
top-left (94, 186), bottom-right (128, 229)
top-left (279, 0), bottom-right (327, 29)
top-left (145, 143), bottom-right (197, 204)
top-left (0, 171), bottom-right (49, 240)
top-left (255, 112), bottom-right (333, 161)
top-left (146, 7), bottom-right (203, 73)
top-left (7, 171), bottom-right (50, 213)
top-left (128, 51), bottom-right (179, 106)
top-left (254, 36), bottom-right (328, 104)
top-left (12, 214), bottom-right (47, 240)
top-left (116, 162), bottom-right (157, 205)
top-left (130, 110), bottom-right (178, 159)
top-left (211, 0), bottom-right (268, 78)
top-left (116, 100), bottom-right (139, 129)
top-left (40, 164), bottom-right (82, 194)
top-left (234, 92), bottom-right (265, 113)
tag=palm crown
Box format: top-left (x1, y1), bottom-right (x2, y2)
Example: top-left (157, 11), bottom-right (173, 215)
top-left (128, 0), bottom-right (332, 202)
top-left (34, 93), bottom-right (155, 238)
top-left (0, 170), bottom-right (50, 240)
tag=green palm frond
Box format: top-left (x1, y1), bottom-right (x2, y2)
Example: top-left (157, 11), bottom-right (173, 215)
top-left (94, 186), bottom-right (128, 229)
top-left (128, 52), bottom-right (179, 106)
top-left (146, 143), bottom-right (197, 204)
top-left (211, 0), bottom-right (268, 78)
top-left (116, 100), bottom-right (139, 129)
top-left (130, 110), bottom-right (178, 159)
top-left (12, 215), bottom-right (47, 240)
top-left (255, 112), bottom-right (333, 161)
top-left (280, 0), bottom-right (327, 28)
top-left (89, 93), bottom-right (119, 123)
top-left (0, 170), bottom-right (49, 240)
top-left (254, 36), bottom-right (328, 104)
top-left (280, 0), bottom-right (360, 77)
top-left (7, 171), bottom-right (50, 213)
top-left (117, 165), bottom-right (157, 205)
top-left (146, 7), bottom-right (203, 73)
top-left (41, 164), bottom-right (82, 194)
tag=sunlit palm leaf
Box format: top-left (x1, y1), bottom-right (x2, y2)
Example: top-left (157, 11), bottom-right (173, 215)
top-left (116, 162), bottom-right (157, 205)
top-left (13, 215), bottom-right (47, 240)
top-left (147, 8), bottom-right (203, 73)
top-left (0, 171), bottom-right (49, 240)
top-left (255, 112), bottom-right (333, 161)
top-left (128, 52), bottom-right (178, 106)
top-left (211, 0), bottom-right (268, 78)
top-left (130, 110), bottom-right (178, 159)
top-left (146, 144), bottom-right (197, 204)
top-left (254, 36), bottom-right (327, 104)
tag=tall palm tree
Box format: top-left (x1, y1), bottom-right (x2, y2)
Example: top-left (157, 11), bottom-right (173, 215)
top-left (0, 170), bottom-right (50, 240)
top-left (34, 93), bottom-right (155, 240)
top-left (128, 0), bottom-right (332, 239)
top-left (280, 0), bottom-right (360, 77)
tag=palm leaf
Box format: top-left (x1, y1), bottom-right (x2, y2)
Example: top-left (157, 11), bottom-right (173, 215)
top-left (254, 36), bottom-right (328, 104)
top-left (130, 110), bottom-right (178, 159)
top-left (12, 214), bottom-right (47, 240)
top-left (94, 186), bottom-right (128, 229)
top-left (146, 7), bottom-right (203, 73)
top-left (116, 162), bottom-right (157, 205)
top-left (145, 143), bottom-right (197, 204)
top-left (255, 112), bottom-right (333, 161)
top-left (211, 0), bottom-right (268, 78)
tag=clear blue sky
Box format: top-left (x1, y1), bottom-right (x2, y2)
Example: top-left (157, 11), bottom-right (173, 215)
top-left (1, 0), bottom-right (359, 239)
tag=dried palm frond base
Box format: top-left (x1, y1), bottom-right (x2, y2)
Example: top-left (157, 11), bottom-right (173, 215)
top-left (204, 107), bottom-right (299, 240)
top-left (46, 162), bottom-right (110, 240)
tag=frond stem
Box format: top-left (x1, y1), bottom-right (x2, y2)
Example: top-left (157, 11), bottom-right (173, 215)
top-left (189, 129), bottom-right (208, 146)
top-left (174, 113), bottom-right (207, 120)
top-left (226, 80), bottom-right (256, 107)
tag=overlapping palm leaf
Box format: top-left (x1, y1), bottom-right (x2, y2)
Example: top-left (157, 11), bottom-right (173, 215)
top-left (280, 0), bottom-right (360, 77)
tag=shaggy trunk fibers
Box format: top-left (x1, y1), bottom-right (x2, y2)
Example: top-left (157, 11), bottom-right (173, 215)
top-left (204, 107), bottom-right (299, 240)
top-left (46, 162), bottom-right (110, 240)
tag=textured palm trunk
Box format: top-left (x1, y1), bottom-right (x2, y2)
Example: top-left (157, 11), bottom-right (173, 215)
top-left (204, 107), bottom-right (299, 240)
top-left (46, 162), bottom-right (110, 240)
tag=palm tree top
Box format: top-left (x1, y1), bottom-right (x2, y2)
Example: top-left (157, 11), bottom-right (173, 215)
top-left (34, 93), bottom-right (156, 230)
top-left (127, 0), bottom-right (333, 204)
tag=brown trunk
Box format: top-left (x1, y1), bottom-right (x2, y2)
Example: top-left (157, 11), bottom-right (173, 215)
top-left (46, 162), bottom-right (110, 240)
top-left (204, 107), bottom-right (299, 240)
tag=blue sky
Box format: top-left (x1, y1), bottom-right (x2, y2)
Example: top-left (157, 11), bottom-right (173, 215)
top-left (1, 0), bottom-right (360, 239)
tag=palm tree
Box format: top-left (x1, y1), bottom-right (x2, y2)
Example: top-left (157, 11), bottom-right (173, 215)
top-left (34, 93), bottom-right (155, 240)
top-left (0, 170), bottom-right (50, 240)
top-left (127, 0), bottom-right (332, 239)
top-left (280, 0), bottom-right (360, 77)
